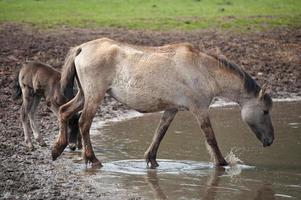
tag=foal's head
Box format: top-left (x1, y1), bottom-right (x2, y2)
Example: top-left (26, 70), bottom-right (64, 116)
top-left (68, 114), bottom-right (81, 151)
top-left (241, 84), bottom-right (274, 147)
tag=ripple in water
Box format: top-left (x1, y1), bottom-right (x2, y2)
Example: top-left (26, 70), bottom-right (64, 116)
top-left (100, 159), bottom-right (254, 176)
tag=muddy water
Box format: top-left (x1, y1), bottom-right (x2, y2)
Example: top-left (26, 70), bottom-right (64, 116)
top-left (67, 101), bottom-right (301, 199)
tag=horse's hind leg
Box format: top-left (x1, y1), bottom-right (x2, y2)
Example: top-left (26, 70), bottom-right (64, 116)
top-left (20, 87), bottom-right (34, 150)
top-left (144, 108), bottom-right (178, 168)
top-left (79, 89), bottom-right (107, 167)
top-left (28, 95), bottom-right (46, 147)
top-left (52, 92), bottom-right (84, 160)
top-left (191, 109), bottom-right (227, 166)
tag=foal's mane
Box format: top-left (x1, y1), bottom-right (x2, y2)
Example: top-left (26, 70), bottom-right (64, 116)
top-left (209, 54), bottom-right (261, 96)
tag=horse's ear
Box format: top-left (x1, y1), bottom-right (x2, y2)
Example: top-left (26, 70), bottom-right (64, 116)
top-left (207, 47), bottom-right (221, 55)
top-left (207, 47), bottom-right (225, 57)
top-left (258, 83), bottom-right (269, 100)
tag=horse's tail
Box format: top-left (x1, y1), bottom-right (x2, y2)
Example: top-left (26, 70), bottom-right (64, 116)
top-left (60, 47), bottom-right (82, 99)
top-left (12, 70), bottom-right (22, 100)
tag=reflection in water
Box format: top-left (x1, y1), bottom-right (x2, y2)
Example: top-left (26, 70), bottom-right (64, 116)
top-left (145, 170), bottom-right (168, 200)
top-left (143, 168), bottom-right (226, 200)
top-left (202, 168), bottom-right (225, 200)
top-left (254, 184), bottom-right (275, 200)
top-left (144, 167), bottom-right (277, 200)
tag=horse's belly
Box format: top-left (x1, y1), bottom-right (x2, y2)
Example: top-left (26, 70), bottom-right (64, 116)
top-left (107, 85), bottom-right (181, 113)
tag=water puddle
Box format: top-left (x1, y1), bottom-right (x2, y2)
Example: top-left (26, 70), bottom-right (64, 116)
top-left (65, 101), bottom-right (301, 199)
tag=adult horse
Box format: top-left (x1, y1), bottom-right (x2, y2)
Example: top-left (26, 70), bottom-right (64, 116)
top-left (52, 38), bottom-right (274, 168)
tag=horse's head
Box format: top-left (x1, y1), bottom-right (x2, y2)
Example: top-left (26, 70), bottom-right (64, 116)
top-left (241, 84), bottom-right (274, 147)
top-left (68, 113), bottom-right (81, 151)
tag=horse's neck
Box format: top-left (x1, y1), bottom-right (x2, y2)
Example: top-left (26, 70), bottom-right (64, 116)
top-left (214, 76), bottom-right (245, 103)
top-left (207, 62), bottom-right (254, 105)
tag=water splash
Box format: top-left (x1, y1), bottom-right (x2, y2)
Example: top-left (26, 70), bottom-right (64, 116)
top-left (224, 149), bottom-right (249, 177)
top-left (225, 149), bottom-right (244, 166)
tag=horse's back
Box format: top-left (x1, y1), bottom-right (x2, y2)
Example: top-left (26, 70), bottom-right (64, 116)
top-left (19, 62), bottom-right (60, 92)
top-left (75, 38), bottom-right (213, 112)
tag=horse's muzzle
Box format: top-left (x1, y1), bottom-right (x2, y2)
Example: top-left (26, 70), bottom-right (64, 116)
top-left (262, 138), bottom-right (273, 147)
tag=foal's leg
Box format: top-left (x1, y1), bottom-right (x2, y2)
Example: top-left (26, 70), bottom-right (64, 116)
top-left (191, 109), bottom-right (228, 166)
top-left (144, 108), bottom-right (178, 168)
top-left (52, 92), bottom-right (84, 160)
top-left (20, 87), bottom-right (34, 150)
top-left (28, 96), bottom-right (46, 147)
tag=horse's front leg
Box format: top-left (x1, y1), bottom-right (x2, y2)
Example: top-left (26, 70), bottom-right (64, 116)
top-left (144, 108), bottom-right (178, 168)
top-left (192, 109), bottom-right (228, 167)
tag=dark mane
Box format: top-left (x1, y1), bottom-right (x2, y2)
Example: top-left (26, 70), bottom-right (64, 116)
top-left (210, 54), bottom-right (261, 95)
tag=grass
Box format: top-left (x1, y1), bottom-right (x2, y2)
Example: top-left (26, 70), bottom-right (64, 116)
top-left (0, 0), bottom-right (300, 31)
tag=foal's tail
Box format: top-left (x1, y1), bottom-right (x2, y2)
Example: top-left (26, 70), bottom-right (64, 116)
top-left (12, 70), bottom-right (22, 100)
top-left (60, 47), bottom-right (82, 99)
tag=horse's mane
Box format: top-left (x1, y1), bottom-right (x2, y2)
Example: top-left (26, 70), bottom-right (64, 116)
top-left (209, 54), bottom-right (261, 96)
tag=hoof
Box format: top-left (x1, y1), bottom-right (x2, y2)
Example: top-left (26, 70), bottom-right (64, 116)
top-left (91, 160), bottom-right (103, 168)
top-left (28, 144), bottom-right (35, 151)
top-left (25, 142), bottom-right (35, 151)
top-left (51, 149), bottom-right (60, 161)
top-left (145, 152), bottom-right (159, 169)
top-left (69, 143), bottom-right (77, 151)
top-left (83, 154), bottom-right (102, 168)
top-left (146, 158), bottom-right (159, 169)
top-left (215, 160), bottom-right (228, 167)
top-left (38, 140), bottom-right (47, 147)
top-left (51, 143), bottom-right (67, 161)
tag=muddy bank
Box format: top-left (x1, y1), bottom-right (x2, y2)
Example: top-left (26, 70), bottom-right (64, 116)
top-left (0, 23), bottom-right (300, 199)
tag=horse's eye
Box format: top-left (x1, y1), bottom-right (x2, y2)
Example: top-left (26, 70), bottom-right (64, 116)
top-left (263, 110), bottom-right (269, 115)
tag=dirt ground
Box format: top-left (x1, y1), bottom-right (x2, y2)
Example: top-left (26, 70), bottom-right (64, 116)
top-left (0, 23), bottom-right (300, 199)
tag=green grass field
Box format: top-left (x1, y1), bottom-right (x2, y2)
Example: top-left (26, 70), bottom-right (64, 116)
top-left (0, 0), bottom-right (300, 31)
